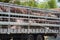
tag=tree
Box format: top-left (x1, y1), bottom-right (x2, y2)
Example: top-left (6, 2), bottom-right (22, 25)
top-left (13, 0), bottom-right (37, 7)
top-left (0, 0), bottom-right (10, 3)
top-left (37, 2), bottom-right (50, 9)
top-left (36, 0), bottom-right (57, 9)
top-left (48, 0), bottom-right (57, 8)
top-left (27, 0), bottom-right (37, 7)
top-left (0, 0), bottom-right (57, 9)
top-left (13, 0), bottom-right (20, 5)
top-left (58, 0), bottom-right (60, 2)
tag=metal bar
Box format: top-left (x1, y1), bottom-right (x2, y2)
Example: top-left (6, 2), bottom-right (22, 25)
top-left (0, 22), bottom-right (60, 27)
top-left (0, 12), bottom-right (60, 20)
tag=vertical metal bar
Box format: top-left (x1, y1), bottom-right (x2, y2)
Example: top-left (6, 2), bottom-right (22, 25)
top-left (8, 4), bottom-right (10, 34)
top-left (26, 0), bottom-right (31, 34)
top-left (28, 9), bottom-right (31, 34)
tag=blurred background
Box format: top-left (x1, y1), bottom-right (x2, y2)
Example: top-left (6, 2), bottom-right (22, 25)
top-left (0, 0), bottom-right (60, 9)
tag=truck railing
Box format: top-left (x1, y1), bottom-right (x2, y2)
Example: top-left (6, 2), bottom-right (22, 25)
top-left (0, 22), bottom-right (60, 27)
top-left (0, 12), bottom-right (60, 20)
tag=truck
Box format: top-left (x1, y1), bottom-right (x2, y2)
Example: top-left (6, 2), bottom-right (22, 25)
top-left (0, 2), bottom-right (60, 40)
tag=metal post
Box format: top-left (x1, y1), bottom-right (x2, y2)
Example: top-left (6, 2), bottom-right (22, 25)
top-left (27, 0), bottom-right (31, 34)
top-left (8, 4), bottom-right (10, 34)
top-left (28, 9), bottom-right (30, 34)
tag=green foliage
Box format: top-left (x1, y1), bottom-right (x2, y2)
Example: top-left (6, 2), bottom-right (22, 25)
top-left (27, 0), bottom-right (37, 7)
top-left (0, 0), bottom-right (10, 3)
top-left (37, 2), bottom-right (50, 9)
top-left (0, 0), bottom-right (5, 2)
top-left (20, 2), bottom-right (28, 6)
top-left (13, 0), bottom-right (37, 8)
top-left (15, 0), bottom-right (37, 7)
top-left (58, 0), bottom-right (60, 2)
top-left (14, 0), bottom-right (20, 5)
top-left (37, 0), bottom-right (57, 9)
top-left (48, 0), bottom-right (57, 8)
top-left (0, 0), bottom-right (57, 9)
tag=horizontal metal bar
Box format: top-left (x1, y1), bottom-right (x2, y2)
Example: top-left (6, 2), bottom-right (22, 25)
top-left (0, 16), bottom-right (60, 22)
top-left (0, 21), bottom-right (29, 25)
top-left (0, 22), bottom-right (60, 27)
top-left (0, 12), bottom-right (60, 20)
